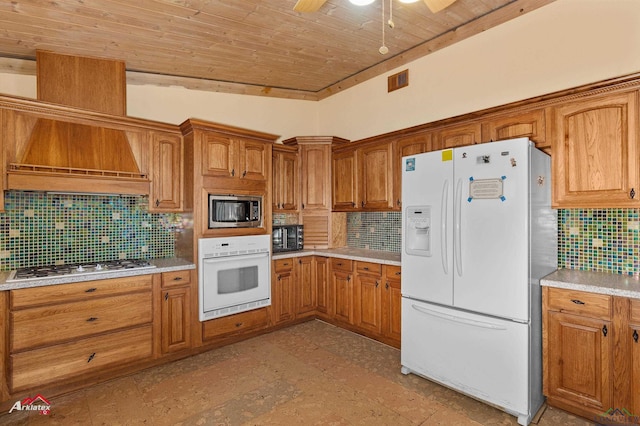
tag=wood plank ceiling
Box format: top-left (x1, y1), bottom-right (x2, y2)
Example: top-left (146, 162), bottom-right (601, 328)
top-left (0, 0), bottom-right (555, 100)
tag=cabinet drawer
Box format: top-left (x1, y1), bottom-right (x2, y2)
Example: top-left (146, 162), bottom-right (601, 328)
top-left (331, 258), bottom-right (353, 272)
top-left (10, 325), bottom-right (152, 392)
top-left (356, 261), bottom-right (382, 276)
top-left (274, 258), bottom-right (295, 273)
top-left (11, 292), bottom-right (152, 352)
top-left (385, 266), bottom-right (401, 280)
top-left (546, 287), bottom-right (612, 320)
top-left (631, 298), bottom-right (640, 323)
top-left (202, 308), bottom-right (269, 340)
top-left (162, 270), bottom-right (192, 288)
top-left (10, 275), bottom-right (153, 309)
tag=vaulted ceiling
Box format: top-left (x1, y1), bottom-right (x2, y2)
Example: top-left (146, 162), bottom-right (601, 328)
top-left (0, 0), bottom-right (555, 100)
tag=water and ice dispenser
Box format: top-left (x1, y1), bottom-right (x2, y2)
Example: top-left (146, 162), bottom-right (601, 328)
top-left (405, 206), bottom-right (431, 256)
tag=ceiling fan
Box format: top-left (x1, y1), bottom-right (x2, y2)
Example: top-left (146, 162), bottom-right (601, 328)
top-left (293, 0), bottom-right (457, 14)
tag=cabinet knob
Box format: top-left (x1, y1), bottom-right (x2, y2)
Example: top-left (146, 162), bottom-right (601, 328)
top-left (602, 324), bottom-right (608, 337)
top-left (242, 170), bottom-right (247, 178)
top-left (231, 168), bottom-right (235, 177)
top-left (631, 188), bottom-right (636, 199)
top-left (375, 281), bottom-right (379, 288)
top-left (385, 282), bottom-right (389, 289)
top-left (165, 292), bottom-right (169, 301)
top-left (155, 199), bottom-right (160, 207)
top-left (634, 329), bottom-right (638, 343)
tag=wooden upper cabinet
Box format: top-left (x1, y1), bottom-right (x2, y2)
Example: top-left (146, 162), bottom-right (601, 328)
top-left (150, 132), bottom-right (182, 212)
top-left (332, 148), bottom-right (358, 211)
top-left (394, 132), bottom-right (432, 210)
top-left (434, 122), bottom-right (482, 149)
top-left (359, 142), bottom-right (394, 210)
top-left (239, 139), bottom-right (268, 181)
top-left (482, 108), bottom-right (548, 151)
top-left (272, 145), bottom-right (298, 212)
top-left (552, 91), bottom-right (639, 208)
top-left (201, 134), bottom-right (267, 181)
top-left (300, 143), bottom-right (331, 211)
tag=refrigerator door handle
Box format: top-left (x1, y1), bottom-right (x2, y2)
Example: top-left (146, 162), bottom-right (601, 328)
top-left (441, 179), bottom-right (449, 274)
top-left (454, 178), bottom-right (463, 277)
top-left (411, 304), bottom-right (507, 330)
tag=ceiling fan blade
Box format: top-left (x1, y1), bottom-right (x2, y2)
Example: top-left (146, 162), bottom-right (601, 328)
top-left (293, 0), bottom-right (328, 13)
top-left (422, 0), bottom-right (457, 13)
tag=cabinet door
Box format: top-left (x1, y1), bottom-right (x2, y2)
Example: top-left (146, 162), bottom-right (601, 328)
top-left (359, 143), bottom-right (394, 210)
top-left (332, 149), bottom-right (358, 211)
top-left (630, 300), bottom-right (640, 416)
top-left (434, 122), bottom-right (482, 149)
top-left (482, 108), bottom-right (547, 150)
top-left (395, 133), bottom-right (432, 210)
top-left (273, 267), bottom-right (295, 325)
top-left (301, 144), bottom-right (331, 210)
top-left (546, 311), bottom-right (612, 413)
top-left (296, 256), bottom-right (316, 317)
top-left (150, 132), bottom-right (182, 212)
top-left (382, 266), bottom-right (402, 345)
top-left (161, 286), bottom-right (191, 353)
top-left (354, 273), bottom-right (382, 333)
top-left (552, 91), bottom-right (639, 208)
top-left (332, 270), bottom-right (353, 324)
top-left (315, 257), bottom-right (331, 317)
top-left (239, 139), bottom-right (268, 181)
top-left (202, 134), bottom-right (236, 177)
top-left (272, 149), bottom-right (298, 212)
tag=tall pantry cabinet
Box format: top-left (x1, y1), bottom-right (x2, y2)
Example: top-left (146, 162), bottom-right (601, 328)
top-left (282, 136), bottom-right (348, 249)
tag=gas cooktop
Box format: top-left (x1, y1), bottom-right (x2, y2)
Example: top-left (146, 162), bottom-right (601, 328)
top-left (7, 259), bottom-right (156, 282)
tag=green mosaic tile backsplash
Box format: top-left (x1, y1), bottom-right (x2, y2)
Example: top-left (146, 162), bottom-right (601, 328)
top-left (347, 212), bottom-right (401, 253)
top-left (0, 191), bottom-right (177, 270)
top-left (557, 209), bottom-right (640, 275)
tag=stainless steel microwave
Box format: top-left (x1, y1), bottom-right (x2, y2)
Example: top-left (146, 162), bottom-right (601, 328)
top-left (208, 195), bottom-right (262, 228)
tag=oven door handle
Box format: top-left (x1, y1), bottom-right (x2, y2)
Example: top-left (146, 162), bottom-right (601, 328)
top-left (201, 252), bottom-right (269, 263)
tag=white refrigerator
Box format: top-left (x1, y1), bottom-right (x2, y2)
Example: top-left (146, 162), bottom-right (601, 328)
top-left (400, 138), bottom-right (556, 426)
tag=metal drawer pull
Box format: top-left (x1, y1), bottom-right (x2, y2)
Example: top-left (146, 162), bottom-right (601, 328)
top-left (602, 325), bottom-right (608, 337)
top-left (363, 267), bottom-right (369, 270)
top-left (173, 276), bottom-right (183, 281)
top-left (634, 330), bottom-right (638, 343)
top-left (570, 299), bottom-right (585, 305)
top-left (85, 288), bottom-right (97, 293)
top-left (395, 271), bottom-right (401, 276)
top-left (235, 322), bottom-right (243, 328)
top-left (86, 317), bottom-right (98, 322)
top-left (87, 353), bottom-right (96, 363)
top-left (165, 292), bottom-right (169, 301)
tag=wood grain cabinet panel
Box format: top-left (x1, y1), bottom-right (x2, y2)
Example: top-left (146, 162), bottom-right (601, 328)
top-left (300, 143), bottom-right (331, 211)
top-left (296, 256), bottom-right (317, 317)
top-left (482, 108), bottom-right (547, 150)
top-left (272, 146), bottom-right (299, 212)
top-left (332, 148), bottom-right (358, 211)
top-left (161, 287), bottom-right (191, 354)
top-left (315, 256), bottom-right (331, 318)
top-left (434, 122), bottom-right (482, 149)
top-left (202, 308), bottom-right (269, 340)
top-left (240, 139), bottom-right (268, 181)
top-left (331, 259), bottom-right (353, 324)
top-left (382, 266), bottom-right (402, 347)
top-left (359, 143), bottom-right (394, 210)
top-left (272, 259), bottom-right (295, 325)
top-left (10, 325), bottom-right (152, 392)
top-left (551, 91), bottom-right (639, 208)
top-left (353, 263), bottom-right (382, 334)
top-left (150, 131), bottom-right (182, 212)
top-left (201, 134), bottom-right (236, 177)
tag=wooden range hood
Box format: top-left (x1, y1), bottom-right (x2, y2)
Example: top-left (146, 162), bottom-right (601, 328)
top-left (6, 51), bottom-right (150, 195)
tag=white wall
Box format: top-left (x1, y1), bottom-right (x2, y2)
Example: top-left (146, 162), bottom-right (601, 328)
top-left (1, 0), bottom-right (638, 143)
top-left (318, 0), bottom-right (640, 141)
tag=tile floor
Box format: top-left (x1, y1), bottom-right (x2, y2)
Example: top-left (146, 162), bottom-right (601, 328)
top-left (2, 320), bottom-right (595, 425)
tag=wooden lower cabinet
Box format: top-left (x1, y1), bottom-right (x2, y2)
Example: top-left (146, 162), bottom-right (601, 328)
top-left (382, 266), bottom-right (402, 347)
top-left (353, 262), bottom-right (382, 333)
top-left (295, 256), bottom-right (316, 318)
top-left (272, 258), bottom-right (296, 325)
top-left (331, 259), bottom-right (354, 324)
top-left (161, 270), bottom-right (193, 354)
top-left (7, 276), bottom-right (155, 394)
top-left (543, 287), bottom-right (640, 422)
top-left (202, 308), bottom-right (270, 340)
top-left (315, 256), bottom-right (331, 318)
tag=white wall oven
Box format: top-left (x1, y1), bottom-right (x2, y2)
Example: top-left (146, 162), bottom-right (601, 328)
top-left (198, 235), bottom-right (271, 321)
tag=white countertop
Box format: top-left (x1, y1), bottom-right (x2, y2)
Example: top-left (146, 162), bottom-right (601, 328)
top-left (272, 248), bottom-right (401, 266)
top-left (541, 269), bottom-right (640, 299)
top-left (0, 258), bottom-right (195, 291)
